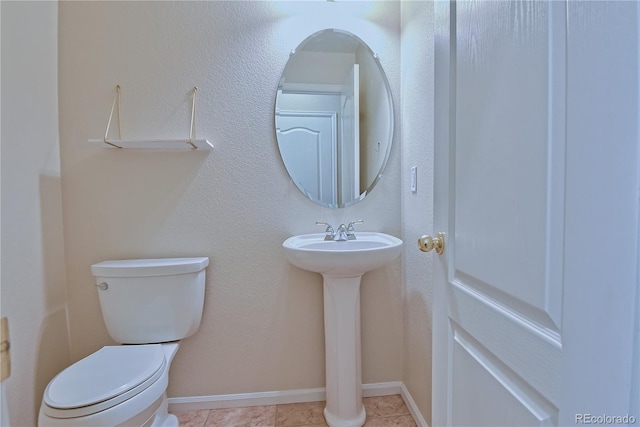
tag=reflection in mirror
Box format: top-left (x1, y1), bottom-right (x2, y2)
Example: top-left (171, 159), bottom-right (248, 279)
top-left (275, 29), bottom-right (394, 208)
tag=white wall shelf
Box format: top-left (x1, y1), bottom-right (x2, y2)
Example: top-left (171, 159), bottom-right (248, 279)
top-left (88, 138), bottom-right (213, 150)
top-left (90, 85), bottom-right (212, 150)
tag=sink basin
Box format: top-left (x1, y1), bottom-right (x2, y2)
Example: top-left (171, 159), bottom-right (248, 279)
top-left (283, 232), bottom-right (403, 277)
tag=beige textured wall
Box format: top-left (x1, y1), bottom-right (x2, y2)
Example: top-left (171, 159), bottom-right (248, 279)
top-left (1, 2), bottom-right (71, 426)
top-left (401, 1), bottom-right (435, 424)
top-left (58, 1), bottom-right (402, 399)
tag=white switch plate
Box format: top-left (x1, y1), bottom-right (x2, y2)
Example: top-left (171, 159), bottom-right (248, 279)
top-left (410, 166), bottom-right (417, 192)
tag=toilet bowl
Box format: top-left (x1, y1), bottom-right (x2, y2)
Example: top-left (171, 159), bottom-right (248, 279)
top-left (39, 343), bottom-right (178, 427)
top-left (38, 257), bottom-right (209, 427)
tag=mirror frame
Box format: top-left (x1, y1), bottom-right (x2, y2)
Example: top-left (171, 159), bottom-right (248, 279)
top-left (275, 28), bottom-right (395, 208)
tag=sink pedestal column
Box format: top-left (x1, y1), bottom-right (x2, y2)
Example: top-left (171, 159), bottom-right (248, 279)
top-left (322, 275), bottom-right (366, 427)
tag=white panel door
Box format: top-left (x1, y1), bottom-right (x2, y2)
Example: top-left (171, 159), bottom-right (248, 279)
top-left (432, 1), bottom-right (639, 426)
top-left (276, 111), bottom-right (337, 205)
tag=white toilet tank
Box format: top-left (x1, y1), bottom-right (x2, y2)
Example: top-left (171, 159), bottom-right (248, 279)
top-left (91, 257), bottom-right (209, 344)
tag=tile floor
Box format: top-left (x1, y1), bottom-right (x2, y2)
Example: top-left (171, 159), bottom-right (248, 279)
top-left (172, 394), bottom-right (417, 427)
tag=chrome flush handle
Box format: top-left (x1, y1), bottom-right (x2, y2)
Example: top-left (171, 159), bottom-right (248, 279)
top-left (94, 282), bottom-right (109, 291)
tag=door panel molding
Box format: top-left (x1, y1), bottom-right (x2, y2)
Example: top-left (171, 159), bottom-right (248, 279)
top-left (449, 281), bottom-right (561, 405)
top-left (451, 325), bottom-right (558, 426)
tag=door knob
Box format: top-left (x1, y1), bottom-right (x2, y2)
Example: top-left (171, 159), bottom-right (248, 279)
top-left (418, 232), bottom-right (445, 254)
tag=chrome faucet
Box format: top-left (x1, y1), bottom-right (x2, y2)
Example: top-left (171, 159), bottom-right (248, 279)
top-left (316, 220), bottom-right (363, 241)
top-left (335, 224), bottom-right (349, 241)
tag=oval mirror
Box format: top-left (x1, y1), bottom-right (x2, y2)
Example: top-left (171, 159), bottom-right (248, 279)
top-left (275, 29), bottom-right (394, 208)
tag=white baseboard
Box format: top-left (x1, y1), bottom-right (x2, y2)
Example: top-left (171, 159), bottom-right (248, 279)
top-left (168, 387), bottom-right (326, 411)
top-left (399, 382), bottom-right (429, 427)
top-left (168, 381), bottom-right (428, 427)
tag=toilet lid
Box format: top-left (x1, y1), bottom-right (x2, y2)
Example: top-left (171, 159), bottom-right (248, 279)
top-left (44, 344), bottom-right (165, 411)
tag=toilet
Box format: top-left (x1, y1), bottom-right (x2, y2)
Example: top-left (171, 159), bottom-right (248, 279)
top-left (39, 257), bottom-right (209, 427)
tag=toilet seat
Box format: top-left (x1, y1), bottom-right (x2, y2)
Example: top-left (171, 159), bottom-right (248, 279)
top-left (42, 344), bottom-right (165, 419)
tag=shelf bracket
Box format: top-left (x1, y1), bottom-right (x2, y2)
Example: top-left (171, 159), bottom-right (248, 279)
top-left (100, 85), bottom-right (204, 150)
top-left (104, 85), bottom-right (123, 148)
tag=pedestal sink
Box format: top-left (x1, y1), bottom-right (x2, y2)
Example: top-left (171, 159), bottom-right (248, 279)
top-left (283, 232), bottom-right (403, 427)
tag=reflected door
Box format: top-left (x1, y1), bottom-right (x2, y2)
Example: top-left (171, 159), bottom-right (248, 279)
top-left (277, 112), bottom-right (337, 205)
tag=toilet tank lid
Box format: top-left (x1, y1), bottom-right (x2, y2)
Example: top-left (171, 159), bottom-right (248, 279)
top-left (91, 257), bottom-right (209, 277)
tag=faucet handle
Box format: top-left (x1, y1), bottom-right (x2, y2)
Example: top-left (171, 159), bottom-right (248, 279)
top-left (347, 220), bottom-right (364, 230)
top-left (316, 221), bottom-right (335, 240)
top-left (346, 220), bottom-right (363, 240)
